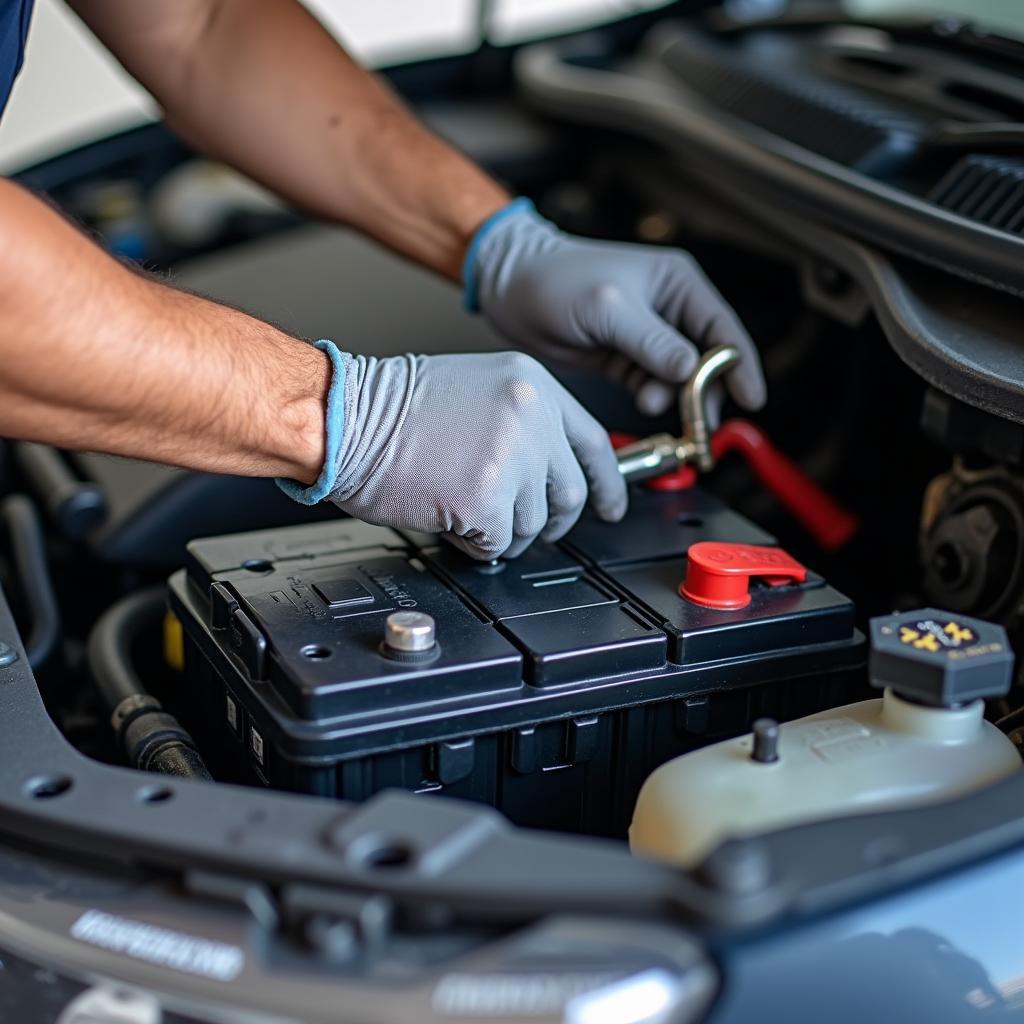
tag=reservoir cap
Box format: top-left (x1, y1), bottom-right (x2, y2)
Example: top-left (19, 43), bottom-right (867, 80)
top-left (870, 608), bottom-right (1014, 707)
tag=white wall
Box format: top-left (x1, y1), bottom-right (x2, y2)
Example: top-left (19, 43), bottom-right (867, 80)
top-left (0, 0), bottom-right (663, 174)
top-left (0, 0), bottom-right (483, 173)
top-left (0, 0), bottom-right (152, 173)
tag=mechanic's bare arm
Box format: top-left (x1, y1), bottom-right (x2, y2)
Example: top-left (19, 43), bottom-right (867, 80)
top-left (0, 180), bottom-right (328, 482)
top-left (66, 0), bottom-right (767, 420)
top-left (67, 0), bottom-right (511, 282)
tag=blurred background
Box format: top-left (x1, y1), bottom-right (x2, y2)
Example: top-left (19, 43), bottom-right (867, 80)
top-left (6, 1), bottom-right (1024, 175)
top-left (0, 0), bottom-right (671, 173)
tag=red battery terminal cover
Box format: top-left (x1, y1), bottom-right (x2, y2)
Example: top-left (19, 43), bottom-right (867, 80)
top-left (681, 542), bottom-right (808, 610)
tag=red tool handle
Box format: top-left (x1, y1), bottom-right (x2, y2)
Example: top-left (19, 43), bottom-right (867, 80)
top-left (610, 420), bottom-right (858, 551)
top-left (712, 421), bottom-right (857, 551)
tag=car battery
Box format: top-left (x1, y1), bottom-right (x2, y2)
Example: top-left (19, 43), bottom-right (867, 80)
top-left (169, 487), bottom-right (865, 836)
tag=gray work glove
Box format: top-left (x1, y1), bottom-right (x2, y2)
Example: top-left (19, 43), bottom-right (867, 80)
top-left (464, 199), bottom-right (767, 417)
top-left (280, 343), bottom-right (627, 560)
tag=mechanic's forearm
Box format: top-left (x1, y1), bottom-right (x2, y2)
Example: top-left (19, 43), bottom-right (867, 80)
top-left (0, 181), bottom-right (328, 482)
top-left (69, 0), bottom-right (511, 281)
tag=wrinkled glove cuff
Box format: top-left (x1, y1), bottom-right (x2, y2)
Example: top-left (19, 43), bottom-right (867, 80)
top-left (276, 339), bottom-right (349, 505)
top-left (462, 197), bottom-right (536, 313)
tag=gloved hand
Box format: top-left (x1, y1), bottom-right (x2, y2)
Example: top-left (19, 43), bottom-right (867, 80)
top-left (280, 342), bottom-right (627, 560)
top-left (464, 199), bottom-right (766, 417)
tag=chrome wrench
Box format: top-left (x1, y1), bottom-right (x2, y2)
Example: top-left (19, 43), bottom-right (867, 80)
top-left (616, 344), bottom-right (741, 482)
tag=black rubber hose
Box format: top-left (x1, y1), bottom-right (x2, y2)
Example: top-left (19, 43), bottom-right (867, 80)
top-left (87, 587), bottom-right (211, 781)
top-left (87, 586), bottom-right (165, 712)
top-left (12, 442), bottom-right (106, 540)
top-left (0, 495), bottom-right (61, 671)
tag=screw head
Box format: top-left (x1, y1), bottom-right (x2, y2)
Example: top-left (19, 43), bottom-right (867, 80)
top-left (0, 642), bottom-right (18, 668)
top-left (384, 612), bottom-right (436, 653)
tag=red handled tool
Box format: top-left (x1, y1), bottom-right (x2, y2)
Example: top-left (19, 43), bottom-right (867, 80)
top-left (612, 346), bottom-right (858, 551)
top-left (612, 420), bottom-right (858, 552)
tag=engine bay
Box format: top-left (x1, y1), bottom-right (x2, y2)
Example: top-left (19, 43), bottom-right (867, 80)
top-left (3, 4), bottom-right (1024, 1021)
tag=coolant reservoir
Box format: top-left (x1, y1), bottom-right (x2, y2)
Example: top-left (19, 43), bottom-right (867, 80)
top-left (631, 609), bottom-right (1021, 866)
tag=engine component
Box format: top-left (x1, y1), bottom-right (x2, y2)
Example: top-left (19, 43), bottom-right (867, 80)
top-left (109, 692), bottom-right (211, 780)
top-left (920, 465), bottom-right (1024, 623)
top-left (169, 488), bottom-right (863, 836)
top-left (88, 588), bottom-right (211, 781)
top-left (0, 495), bottom-right (60, 671)
top-left (11, 442), bottom-right (106, 540)
top-left (630, 609), bottom-right (1019, 865)
top-left (929, 155), bottom-right (1024, 236)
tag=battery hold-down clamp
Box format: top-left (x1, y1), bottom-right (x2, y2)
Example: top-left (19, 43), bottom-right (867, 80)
top-left (614, 345), bottom-right (858, 551)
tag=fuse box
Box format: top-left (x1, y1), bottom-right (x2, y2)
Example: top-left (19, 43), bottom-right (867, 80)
top-left (169, 487), bottom-right (864, 836)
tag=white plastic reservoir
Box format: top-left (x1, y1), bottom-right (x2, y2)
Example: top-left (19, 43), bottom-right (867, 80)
top-left (630, 687), bottom-right (1021, 867)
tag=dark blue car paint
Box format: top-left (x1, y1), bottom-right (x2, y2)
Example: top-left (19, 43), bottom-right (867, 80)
top-left (711, 848), bottom-right (1024, 1021)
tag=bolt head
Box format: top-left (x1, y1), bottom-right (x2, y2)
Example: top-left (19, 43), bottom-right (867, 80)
top-left (0, 642), bottom-right (18, 668)
top-left (384, 612), bottom-right (436, 653)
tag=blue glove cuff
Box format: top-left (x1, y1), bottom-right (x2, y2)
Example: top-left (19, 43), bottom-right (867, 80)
top-left (461, 197), bottom-right (536, 313)
top-left (276, 339), bottom-right (347, 505)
